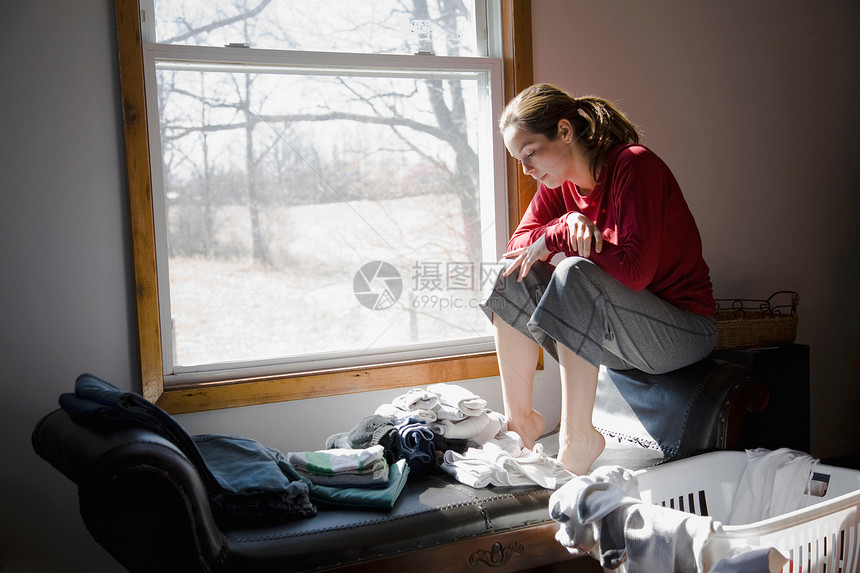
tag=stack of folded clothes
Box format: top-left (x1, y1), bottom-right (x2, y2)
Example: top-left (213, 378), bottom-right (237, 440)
top-left (281, 445), bottom-right (410, 510)
top-left (286, 445), bottom-right (390, 488)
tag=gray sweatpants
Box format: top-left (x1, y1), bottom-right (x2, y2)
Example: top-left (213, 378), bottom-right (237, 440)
top-left (480, 257), bottom-right (716, 374)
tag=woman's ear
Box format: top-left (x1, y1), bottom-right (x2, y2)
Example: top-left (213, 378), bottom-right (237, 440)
top-left (557, 118), bottom-right (573, 143)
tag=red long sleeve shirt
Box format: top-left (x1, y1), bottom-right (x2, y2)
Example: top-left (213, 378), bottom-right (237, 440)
top-left (509, 144), bottom-right (715, 317)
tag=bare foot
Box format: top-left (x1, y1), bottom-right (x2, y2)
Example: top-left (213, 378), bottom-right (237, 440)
top-left (558, 427), bottom-right (605, 475)
top-left (508, 409), bottom-right (546, 449)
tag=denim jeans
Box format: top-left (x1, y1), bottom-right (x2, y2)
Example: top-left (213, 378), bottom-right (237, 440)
top-left (60, 373), bottom-right (316, 520)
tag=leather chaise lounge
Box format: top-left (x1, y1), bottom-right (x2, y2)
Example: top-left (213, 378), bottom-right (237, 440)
top-left (33, 357), bottom-right (768, 572)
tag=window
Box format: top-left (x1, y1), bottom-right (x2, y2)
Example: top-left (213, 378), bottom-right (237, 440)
top-left (116, 0), bottom-right (535, 413)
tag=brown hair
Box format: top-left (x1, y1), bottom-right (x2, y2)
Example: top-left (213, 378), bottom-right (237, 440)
top-left (499, 83), bottom-right (641, 179)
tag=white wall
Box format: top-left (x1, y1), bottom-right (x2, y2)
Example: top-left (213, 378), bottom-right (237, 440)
top-left (0, 0), bottom-right (856, 571)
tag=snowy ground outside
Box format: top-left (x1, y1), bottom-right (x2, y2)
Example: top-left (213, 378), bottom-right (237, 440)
top-left (167, 193), bottom-right (498, 368)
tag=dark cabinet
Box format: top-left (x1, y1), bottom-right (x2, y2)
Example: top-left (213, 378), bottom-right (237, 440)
top-left (712, 344), bottom-right (810, 453)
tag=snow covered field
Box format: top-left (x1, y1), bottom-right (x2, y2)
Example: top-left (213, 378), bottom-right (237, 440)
top-left (167, 194), bottom-right (496, 368)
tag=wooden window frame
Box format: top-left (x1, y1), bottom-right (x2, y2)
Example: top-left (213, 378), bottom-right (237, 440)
top-left (115, 0), bottom-right (535, 414)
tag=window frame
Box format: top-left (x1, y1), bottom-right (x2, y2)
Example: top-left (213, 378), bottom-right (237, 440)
top-left (115, 0), bottom-right (535, 414)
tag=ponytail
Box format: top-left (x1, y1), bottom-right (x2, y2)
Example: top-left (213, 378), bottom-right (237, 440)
top-left (500, 84), bottom-right (641, 179)
top-left (572, 96), bottom-right (641, 178)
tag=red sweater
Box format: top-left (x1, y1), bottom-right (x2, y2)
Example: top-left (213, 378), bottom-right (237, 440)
top-left (509, 144), bottom-right (715, 317)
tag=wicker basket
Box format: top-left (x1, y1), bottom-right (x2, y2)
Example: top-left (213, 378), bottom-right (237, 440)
top-left (714, 291), bottom-right (799, 350)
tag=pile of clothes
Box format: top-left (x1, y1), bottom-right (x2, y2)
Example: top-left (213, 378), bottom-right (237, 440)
top-left (548, 449), bottom-right (818, 572)
top-left (321, 382), bottom-right (573, 490)
top-left (60, 373), bottom-right (571, 520)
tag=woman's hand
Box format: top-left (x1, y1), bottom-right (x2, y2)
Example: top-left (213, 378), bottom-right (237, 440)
top-left (566, 213), bottom-right (603, 258)
top-left (503, 235), bottom-right (550, 282)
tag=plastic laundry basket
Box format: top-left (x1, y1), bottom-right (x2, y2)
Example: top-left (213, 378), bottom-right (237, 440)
top-left (634, 451), bottom-right (860, 573)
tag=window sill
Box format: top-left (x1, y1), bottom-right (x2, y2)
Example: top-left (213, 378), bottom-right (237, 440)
top-left (155, 351), bottom-right (500, 414)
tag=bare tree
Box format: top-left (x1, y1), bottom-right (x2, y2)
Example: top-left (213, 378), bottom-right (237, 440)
top-left (157, 0), bottom-right (483, 269)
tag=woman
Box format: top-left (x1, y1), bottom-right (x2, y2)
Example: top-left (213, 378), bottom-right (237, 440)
top-left (481, 84), bottom-right (716, 475)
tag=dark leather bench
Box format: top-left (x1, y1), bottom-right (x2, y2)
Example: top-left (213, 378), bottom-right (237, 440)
top-left (32, 357), bottom-right (767, 572)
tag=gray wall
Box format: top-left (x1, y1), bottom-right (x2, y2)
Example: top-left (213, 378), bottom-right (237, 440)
top-left (0, 0), bottom-right (857, 570)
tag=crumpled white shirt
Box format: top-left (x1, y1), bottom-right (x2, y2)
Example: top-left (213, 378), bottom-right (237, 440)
top-left (439, 430), bottom-right (573, 489)
top-left (728, 447), bottom-right (819, 525)
top-left (549, 464), bottom-right (789, 572)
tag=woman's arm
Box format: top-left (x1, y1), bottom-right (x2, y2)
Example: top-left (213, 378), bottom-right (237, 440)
top-left (592, 152), bottom-right (667, 290)
top-left (541, 149), bottom-right (669, 291)
top-left (503, 185), bottom-right (570, 280)
top-left (506, 185), bottom-right (568, 252)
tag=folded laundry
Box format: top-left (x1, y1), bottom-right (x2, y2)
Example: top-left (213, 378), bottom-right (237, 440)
top-left (290, 466), bottom-right (388, 488)
top-left (288, 445), bottom-right (386, 475)
top-left (375, 402), bottom-right (436, 423)
top-left (429, 411), bottom-right (490, 440)
top-left (392, 388), bottom-right (438, 412)
top-left (467, 410), bottom-right (507, 447)
top-left (431, 401), bottom-right (467, 421)
top-left (192, 434), bottom-right (317, 518)
top-left (427, 382), bottom-right (487, 417)
top-left (286, 446), bottom-right (389, 488)
top-left (432, 434), bottom-right (470, 457)
top-left (280, 459), bottom-right (410, 510)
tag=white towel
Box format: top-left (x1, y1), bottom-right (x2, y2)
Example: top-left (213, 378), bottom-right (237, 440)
top-left (392, 388), bottom-right (438, 412)
top-left (427, 382), bottom-right (487, 417)
top-left (728, 447), bottom-right (819, 525)
top-left (432, 401), bottom-right (467, 421)
top-left (429, 411), bottom-right (490, 439)
top-left (375, 402), bottom-right (436, 423)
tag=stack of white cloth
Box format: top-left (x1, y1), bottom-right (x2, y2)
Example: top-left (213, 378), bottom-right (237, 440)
top-left (440, 430), bottom-right (573, 489)
top-left (376, 383), bottom-right (507, 447)
top-left (375, 388), bottom-right (439, 422)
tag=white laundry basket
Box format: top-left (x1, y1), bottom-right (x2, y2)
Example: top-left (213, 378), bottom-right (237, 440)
top-left (634, 451), bottom-right (860, 573)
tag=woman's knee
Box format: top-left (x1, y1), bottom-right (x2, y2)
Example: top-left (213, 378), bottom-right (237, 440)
top-left (488, 259), bottom-right (554, 299)
top-left (551, 257), bottom-right (615, 297)
top-left (554, 256), bottom-right (600, 282)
